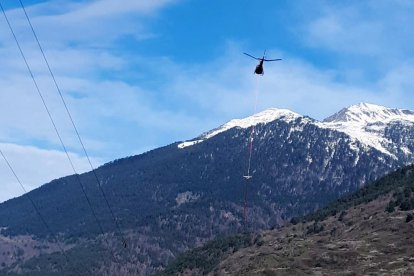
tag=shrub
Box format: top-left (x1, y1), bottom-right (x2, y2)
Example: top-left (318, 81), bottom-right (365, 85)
top-left (406, 213), bottom-right (414, 223)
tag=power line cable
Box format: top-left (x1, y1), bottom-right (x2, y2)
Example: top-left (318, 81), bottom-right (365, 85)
top-left (0, 0), bottom-right (110, 250)
top-left (0, 149), bottom-right (69, 269)
top-left (0, 2), bottom-right (125, 267)
top-left (18, 0), bottom-right (128, 249)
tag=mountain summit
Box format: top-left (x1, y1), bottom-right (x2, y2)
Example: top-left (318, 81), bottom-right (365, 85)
top-left (320, 103), bottom-right (414, 156)
top-left (323, 102), bottom-right (414, 124)
top-left (180, 103), bottom-right (414, 157)
top-left (178, 108), bottom-right (301, 148)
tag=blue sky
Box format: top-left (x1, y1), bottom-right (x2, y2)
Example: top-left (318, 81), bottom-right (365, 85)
top-left (1, 0), bottom-right (414, 202)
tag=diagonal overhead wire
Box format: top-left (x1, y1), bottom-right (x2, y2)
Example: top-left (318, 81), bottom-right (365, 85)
top-left (0, 1), bottom-right (126, 267)
top-left (17, 0), bottom-right (127, 248)
top-left (0, 149), bottom-right (70, 268)
top-left (0, 0), bottom-right (109, 245)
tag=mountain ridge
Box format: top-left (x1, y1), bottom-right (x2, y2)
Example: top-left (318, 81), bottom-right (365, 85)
top-left (179, 102), bottom-right (414, 158)
top-left (323, 102), bottom-right (414, 124)
top-left (1, 102), bottom-right (414, 275)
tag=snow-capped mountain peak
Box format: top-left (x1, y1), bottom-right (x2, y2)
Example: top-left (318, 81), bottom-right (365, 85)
top-left (323, 103), bottom-right (414, 125)
top-left (178, 108), bottom-right (301, 148)
top-left (320, 103), bottom-right (414, 157)
top-left (178, 103), bottom-right (414, 158)
top-left (201, 108), bottom-right (301, 139)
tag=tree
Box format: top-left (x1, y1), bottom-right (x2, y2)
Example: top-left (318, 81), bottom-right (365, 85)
top-left (406, 213), bottom-right (413, 223)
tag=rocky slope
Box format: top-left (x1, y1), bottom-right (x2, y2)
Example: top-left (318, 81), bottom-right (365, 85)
top-left (160, 165), bottom-right (414, 275)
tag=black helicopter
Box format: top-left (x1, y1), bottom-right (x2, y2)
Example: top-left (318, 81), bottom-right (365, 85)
top-left (243, 51), bottom-right (281, 75)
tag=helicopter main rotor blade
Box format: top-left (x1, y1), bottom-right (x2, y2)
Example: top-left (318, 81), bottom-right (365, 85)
top-left (243, 52), bottom-right (261, 60)
top-left (263, 58), bottom-right (282, 62)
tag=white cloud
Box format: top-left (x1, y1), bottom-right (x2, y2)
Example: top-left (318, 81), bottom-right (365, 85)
top-left (0, 142), bottom-right (101, 203)
top-left (1, 0), bottom-right (177, 45)
top-left (0, 0), bottom-right (181, 148)
top-left (306, 12), bottom-right (384, 56)
top-left (59, 0), bottom-right (176, 19)
top-left (302, 1), bottom-right (414, 58)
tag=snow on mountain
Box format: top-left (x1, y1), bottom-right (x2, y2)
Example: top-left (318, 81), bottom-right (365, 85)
top-left (323, 103), bottom-right (414, 125)
top-left (319, 103), bottom-right (414, 157)
top-left (201, 108), bottom-right (301, 139)
top-left (178, 103), bottom-right (414, 157)
top-left (178, 108), bottom-right (301, 148)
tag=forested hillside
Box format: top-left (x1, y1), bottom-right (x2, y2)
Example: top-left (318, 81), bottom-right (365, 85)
top-left (159, 164), bottom-right (414, 275)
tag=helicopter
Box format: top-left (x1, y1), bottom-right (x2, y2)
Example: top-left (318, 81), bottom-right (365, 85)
top-left (243, 51), bottom-right (282, 75)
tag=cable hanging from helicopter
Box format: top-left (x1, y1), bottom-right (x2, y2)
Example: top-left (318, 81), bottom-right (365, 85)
top-left (242, 50), bottom-right (282, 180)
top-left (241, 50), bottom-right (282, 228)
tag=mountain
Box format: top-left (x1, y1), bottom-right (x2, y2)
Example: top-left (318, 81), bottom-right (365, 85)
top-left (321, 102), bottom-right (414, 157)
top-left (159, 164), bottom-right (414, 275)
top-left (1, 103), bottom-right (414, 275)
top-left (182, 102), bottom-right (414, 158)
top-left (178, 108), bottom-right (301, 148)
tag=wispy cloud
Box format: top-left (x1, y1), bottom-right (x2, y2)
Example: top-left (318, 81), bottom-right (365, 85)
top-left (302, 1), bottom-right (414, 58)
top-left (0, 142), bottom-right (99, 203)
top-left (0, 0), bottom-right (180, 202)
top-left (2, 0), bottom-right (177, 45)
